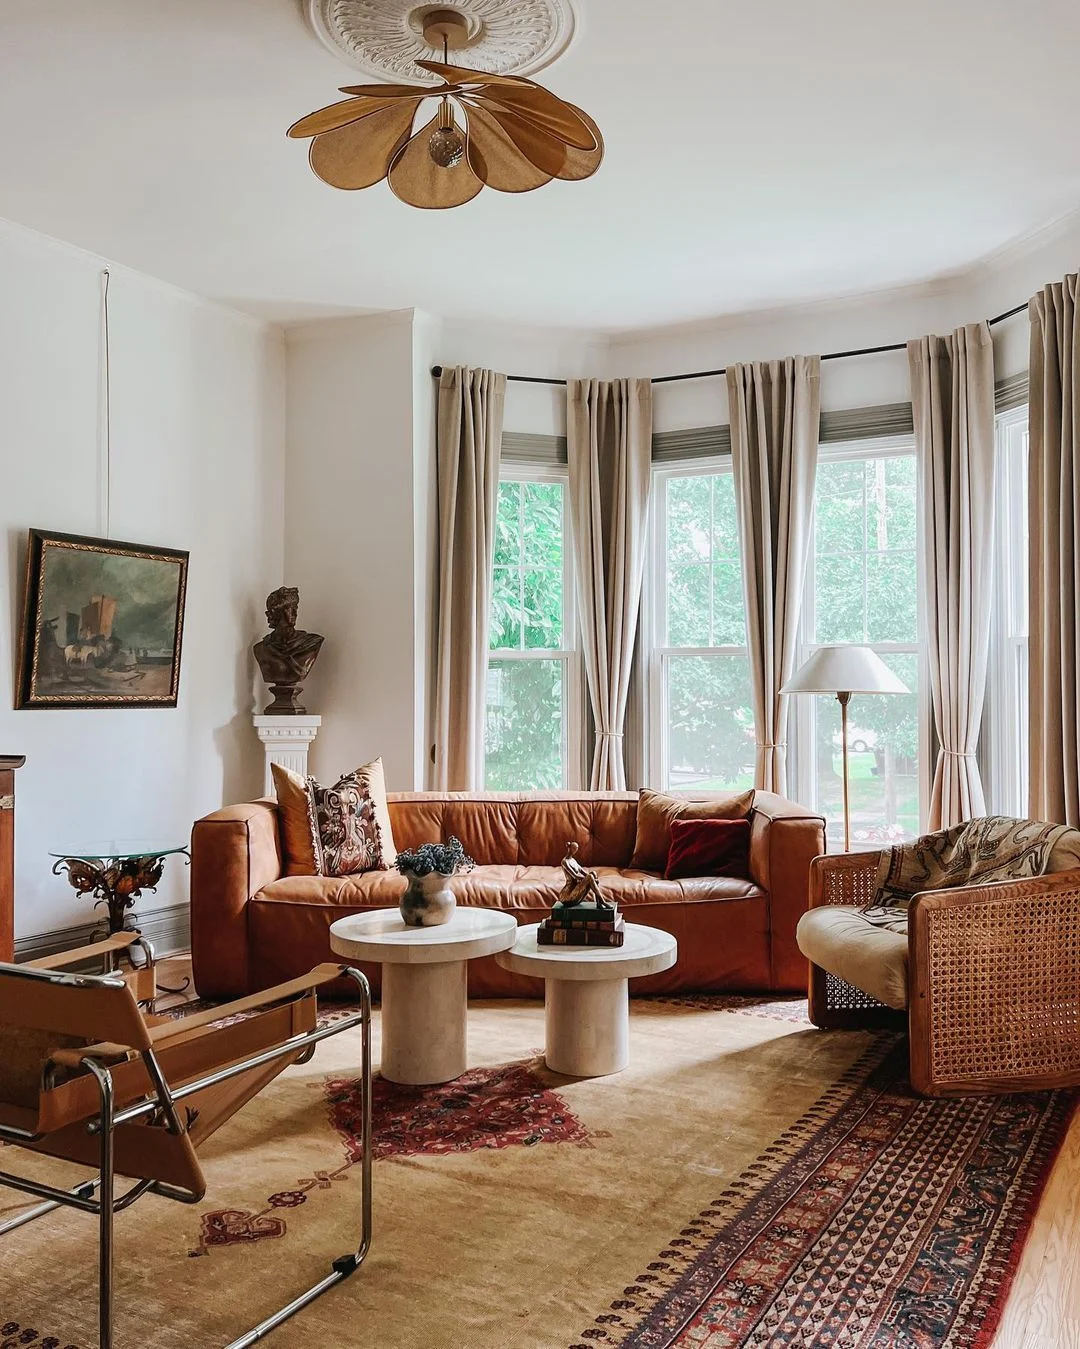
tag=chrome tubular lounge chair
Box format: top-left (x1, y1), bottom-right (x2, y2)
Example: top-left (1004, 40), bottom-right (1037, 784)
top-left (0, 946), bottom-right (372, 1348)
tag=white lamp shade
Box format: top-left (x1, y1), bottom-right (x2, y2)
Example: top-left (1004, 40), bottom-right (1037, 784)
top-left (781, 644), bottom-right (909, 696)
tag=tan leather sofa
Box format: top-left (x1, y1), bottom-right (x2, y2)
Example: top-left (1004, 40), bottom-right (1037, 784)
top-left (190, 791), bottom-right (825, 1001)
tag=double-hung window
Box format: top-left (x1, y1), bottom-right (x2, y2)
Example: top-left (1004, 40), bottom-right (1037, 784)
top-left (794, 440), bottom-right (923, 846)
top-left (985, 405), bottom-right (1029, 816)
top-left (648, 464), bottom-right (755, 790)
top-left (484, 469), bottom-right (580, 789)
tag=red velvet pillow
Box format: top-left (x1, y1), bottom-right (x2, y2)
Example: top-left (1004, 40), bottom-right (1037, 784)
top-left (664, 817), bottom-right (751, 880)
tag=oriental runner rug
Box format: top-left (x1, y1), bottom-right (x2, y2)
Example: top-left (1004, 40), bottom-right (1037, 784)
top-left (0, 996), bottom-right (1072, 1348)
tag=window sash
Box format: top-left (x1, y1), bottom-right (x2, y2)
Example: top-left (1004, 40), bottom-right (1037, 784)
top-left (647, 460), bottom-right (750, 788)
top-left (984, 406), bottom-right (1029, 816)
top-left (485, 464), bottom-right (583, 789)
top-left (793, 437), bottom-right (929, 841)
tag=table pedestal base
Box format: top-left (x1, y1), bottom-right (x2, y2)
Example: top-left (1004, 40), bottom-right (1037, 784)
top-left (545, 977), bottom-right (629, 1077)
top-left (381, 959), bottom-right (468, 1085)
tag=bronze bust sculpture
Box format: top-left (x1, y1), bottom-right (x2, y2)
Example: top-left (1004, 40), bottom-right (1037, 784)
top-left (253, 587), bottom-right (324, 715)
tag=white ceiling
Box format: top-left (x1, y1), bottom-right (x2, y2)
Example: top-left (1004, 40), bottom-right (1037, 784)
top-left (2, 0), bottom-right (1079, 329)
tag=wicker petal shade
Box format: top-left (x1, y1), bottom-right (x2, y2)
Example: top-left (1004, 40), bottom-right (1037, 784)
top-left (308, 98), bottom-right (423, 190)
top-left (388, 112), bottom-right (484, 209)
top-left (416, 60), bottom-right (598, 150)
top-left (288, 92), bottom-right (421, 139)
top-left (289, 54), bottom-right (603, 210)
top-left (472, 102), bottom-right (569, 178)
top-left (553, 104), bottom-right (605, 182)
top-left (465, 104), bottom-right (553, 193)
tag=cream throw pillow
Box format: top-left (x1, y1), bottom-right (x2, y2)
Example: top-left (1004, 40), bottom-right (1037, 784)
top-left (630, 787), bottom-right (756, 873)
top-left (271, 757), bottom-right (397, 875)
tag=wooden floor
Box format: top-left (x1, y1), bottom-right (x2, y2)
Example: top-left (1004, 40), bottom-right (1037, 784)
top-left (155, 953), bottom-right (1079, 1347)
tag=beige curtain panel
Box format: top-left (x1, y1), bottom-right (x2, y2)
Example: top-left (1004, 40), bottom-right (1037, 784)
top-left (432, 366), bottom-right (506, 791)
top-left (567, 377), bottom-right (654, 790)
top-left (728, 356), bottom-right (821, 796)
top-left (1029, 274), bottom-right (1080, 824)
top-left (908, 323), bottom-right (996, 830)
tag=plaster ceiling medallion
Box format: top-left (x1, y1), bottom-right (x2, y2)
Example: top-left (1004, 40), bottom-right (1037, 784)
top-left (289, 7), bottom-right (603, 210)
top-left (307, 0), bottom-right (576, 85)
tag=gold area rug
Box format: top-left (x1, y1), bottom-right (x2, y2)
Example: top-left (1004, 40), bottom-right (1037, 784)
top-left (0, 996), bottom-right (1071, 1349)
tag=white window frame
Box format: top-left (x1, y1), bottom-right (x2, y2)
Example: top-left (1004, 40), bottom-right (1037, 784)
top-left (646, 458), bottom-right (750, 790)
top-left (792, 435), bottom-right (930, 841)
top-left (484, 463), bottom-right (584, 790)
top-left (984, 405), bottom-right (1028, 816)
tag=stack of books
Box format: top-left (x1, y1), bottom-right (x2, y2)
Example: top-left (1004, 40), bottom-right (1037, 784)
top-left (538, 900), bottom-right (624, 947)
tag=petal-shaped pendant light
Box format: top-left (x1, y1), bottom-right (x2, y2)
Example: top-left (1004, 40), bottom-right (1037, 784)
top-left (288, 7), bottom-right (603, 210)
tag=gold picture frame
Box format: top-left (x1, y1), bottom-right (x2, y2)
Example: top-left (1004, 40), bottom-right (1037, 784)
top-left (16, 529), bottom-right (189, 709)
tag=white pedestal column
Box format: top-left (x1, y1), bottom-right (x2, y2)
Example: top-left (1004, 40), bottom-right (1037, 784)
top-left (545, 977), bottom-right (630, 1077)
top-left (380, 960), bottom-right (468, 1085)
top-left (253, 714), bottom-right (322, 795)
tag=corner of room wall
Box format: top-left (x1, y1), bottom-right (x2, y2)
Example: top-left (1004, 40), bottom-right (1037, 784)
top-left (283, 307), bottom-right (425, 791)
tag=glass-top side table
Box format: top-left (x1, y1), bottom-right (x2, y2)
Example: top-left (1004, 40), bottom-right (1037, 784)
top-left (50, 842), bottom-right (189, 936)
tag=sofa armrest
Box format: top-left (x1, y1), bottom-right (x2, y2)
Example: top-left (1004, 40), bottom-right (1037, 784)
top-left (190, 800), bottom-right (282, 1001)
top-left (749, 793), bottom-right (826, 991)
top-left (908, 867), bottom-right (1080, 1095)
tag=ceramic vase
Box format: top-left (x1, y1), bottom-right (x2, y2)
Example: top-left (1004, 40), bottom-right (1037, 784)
top-left (399, 870), bottom-right (456, 927)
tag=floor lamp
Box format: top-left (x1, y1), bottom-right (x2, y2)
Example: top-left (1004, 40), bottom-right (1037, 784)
top-left (781, 644), bottom-right (909, 852)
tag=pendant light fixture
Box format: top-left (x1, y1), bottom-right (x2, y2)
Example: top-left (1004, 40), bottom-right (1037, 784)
top-left (288, 7), bottom-right (603, 209)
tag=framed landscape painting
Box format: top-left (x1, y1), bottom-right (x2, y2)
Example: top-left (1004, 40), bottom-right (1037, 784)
top-left (16, 530), bottom-right (189, 709)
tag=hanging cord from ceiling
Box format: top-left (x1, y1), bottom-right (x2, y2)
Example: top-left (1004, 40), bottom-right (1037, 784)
top-left (100, 267), bottom-right (112, 537)
top-left (429, 299), bottom-right (1030, 387)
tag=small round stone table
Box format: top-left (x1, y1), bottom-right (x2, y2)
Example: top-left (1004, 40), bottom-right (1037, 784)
top-left (329, 907), bottom-right (518, 1086)
top-left (495, 923), bottom-right (678, 1077)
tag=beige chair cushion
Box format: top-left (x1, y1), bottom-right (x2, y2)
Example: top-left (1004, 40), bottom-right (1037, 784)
top-left (796, 906), bottom-right (909, 1010)
top-left (1049, 829), bottom-right (1080, 872)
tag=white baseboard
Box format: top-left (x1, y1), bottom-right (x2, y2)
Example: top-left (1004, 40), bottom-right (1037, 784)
top-left (15, 903), bottom-right (191, 963)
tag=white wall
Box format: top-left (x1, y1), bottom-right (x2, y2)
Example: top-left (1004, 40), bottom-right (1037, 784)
top-left (0, 219), bottom-right (285, 941)
top-left (284, 310), bottom-right (424, 790)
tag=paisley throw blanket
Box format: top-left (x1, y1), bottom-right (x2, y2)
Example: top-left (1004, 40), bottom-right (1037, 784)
top-left (870, 815), bottom-right (1076, 913)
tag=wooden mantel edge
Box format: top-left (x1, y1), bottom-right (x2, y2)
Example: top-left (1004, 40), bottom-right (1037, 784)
top-left (0, 757), bottom-right (26, 770)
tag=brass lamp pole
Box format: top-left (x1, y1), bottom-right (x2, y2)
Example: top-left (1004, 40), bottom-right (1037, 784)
top-left (782, 645), bottom-right (909, 852)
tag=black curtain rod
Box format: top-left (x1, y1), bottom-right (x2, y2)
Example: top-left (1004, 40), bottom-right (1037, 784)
top-left (429, 299), bottom-right (1030, 389)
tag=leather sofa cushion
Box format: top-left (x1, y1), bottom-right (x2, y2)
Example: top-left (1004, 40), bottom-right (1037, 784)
top-left (386, 793), bottom-right (638, 867)
top-left (255, 864), bottom-right (764, 913)
top-left (796, 906), bottom-right (908, 1010)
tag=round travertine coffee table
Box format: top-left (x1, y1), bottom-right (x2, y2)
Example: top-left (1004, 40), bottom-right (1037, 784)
top-left (329, 907), bottom-right (517, 1086)
top-left (495, 923), bottom-right (678, 1077)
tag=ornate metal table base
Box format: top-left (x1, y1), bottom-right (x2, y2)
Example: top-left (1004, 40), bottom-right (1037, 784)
top-left (52, 847), bottom-right (191, 996)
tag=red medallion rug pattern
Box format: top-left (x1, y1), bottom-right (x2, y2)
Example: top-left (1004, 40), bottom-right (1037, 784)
top-left (572, 1037), bottom-right (1077, 1348)
top-left (192, 1058), bottom-right (591, 1255)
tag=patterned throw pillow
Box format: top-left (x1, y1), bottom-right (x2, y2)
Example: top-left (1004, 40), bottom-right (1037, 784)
top-left (271, 757), bottom-right (397, 876)
top-left (306, 773), bottom-right (383, 877)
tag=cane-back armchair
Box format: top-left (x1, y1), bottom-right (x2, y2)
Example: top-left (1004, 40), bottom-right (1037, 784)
top-left (0, 940), bottom-right (372, 1348)
top-left (799, 849), bottom-right (1080, 1096)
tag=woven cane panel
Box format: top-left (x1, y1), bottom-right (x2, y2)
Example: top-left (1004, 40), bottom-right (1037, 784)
top-left (926, 891), bottom-right (1080, 1086)
top-left (821, 860), bottom-right (879, 908)
top-left (825, 971), bottom-right (889, 1013)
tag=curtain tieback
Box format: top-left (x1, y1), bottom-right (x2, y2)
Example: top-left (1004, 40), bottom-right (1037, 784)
top-left (941, 749), bottom-right (977, 758)
top-left (597, 731), bottom-right (624, 740)
top-left (756, 741), bottom-right (786, 750)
